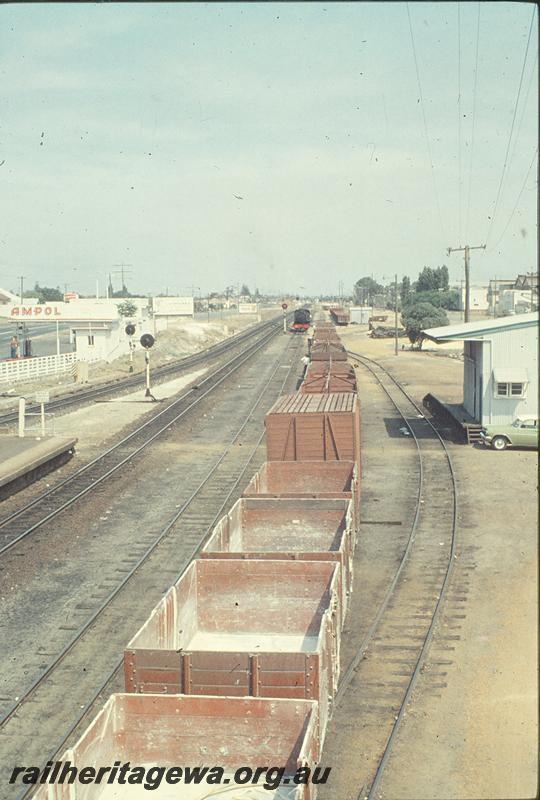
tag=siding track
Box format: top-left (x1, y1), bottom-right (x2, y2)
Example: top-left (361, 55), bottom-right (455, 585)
top-left (322, 351), bottom-right (459, 800)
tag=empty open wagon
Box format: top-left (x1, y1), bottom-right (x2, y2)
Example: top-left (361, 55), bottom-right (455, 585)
top-left (242, 460), bottom-right (359, 534)
top-left (33, 694), bottom-right (320, 799)
top-left (265, 393), bottom-right (360, 462)
top-left (124, 559), bottom-right (341, 737)
top-left (200, 496), bottom-right (355, 620)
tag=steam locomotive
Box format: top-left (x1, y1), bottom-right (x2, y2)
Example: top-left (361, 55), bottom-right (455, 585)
top-left (290, 307), bottom-right (311, 333)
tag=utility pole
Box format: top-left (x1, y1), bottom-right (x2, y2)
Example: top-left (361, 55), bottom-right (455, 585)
top-left (394, 273), bottom-right (399, 356)
top-left (18, 275), bottom-right (25, 304)
top-left (113, 264), bottom-right (133, 296)
top-left (446, 244), bottom-right (486, 322)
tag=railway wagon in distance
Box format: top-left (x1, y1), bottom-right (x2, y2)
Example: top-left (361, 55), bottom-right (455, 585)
top-left (200, 496), bottom-right (355, 621)
top-left (124, 559), bottom-right (341, 739)
top-left (32, 694), bottom-right (320, 799)
top-left (329, 308), bottom-right (350, 326)
top-left (265, 393), bottom-right (360, 463)
top-left (310, 340), bottom-right (348, 362)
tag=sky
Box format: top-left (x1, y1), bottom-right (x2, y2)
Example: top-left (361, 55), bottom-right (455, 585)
top-left (0, 2), bottom-right (537, 297)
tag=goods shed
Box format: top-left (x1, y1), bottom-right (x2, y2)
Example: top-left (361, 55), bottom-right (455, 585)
top-left (423, 313), bottom-right (538, 435)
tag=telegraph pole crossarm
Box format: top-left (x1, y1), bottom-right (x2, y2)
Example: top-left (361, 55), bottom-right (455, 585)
top-left (446, 243), bottom-right (486, 323)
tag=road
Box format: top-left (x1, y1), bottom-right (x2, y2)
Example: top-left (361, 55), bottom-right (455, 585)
top-left (0, 322), bottom-right (74, 359)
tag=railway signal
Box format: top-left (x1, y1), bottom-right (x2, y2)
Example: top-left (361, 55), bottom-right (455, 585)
top-left (281, 302), bottom-right (288, 332)
top-left (140, 333), bottom-right (156, 400)
top-left (125, 324), bottom-right (136, 372)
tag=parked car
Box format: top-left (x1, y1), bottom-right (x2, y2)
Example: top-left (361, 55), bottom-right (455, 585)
top-left (480, 417), bottom-right (539, 450)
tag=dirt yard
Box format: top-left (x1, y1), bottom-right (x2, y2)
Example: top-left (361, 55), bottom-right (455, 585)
top-left (338, 325), bottom-right (537, 799)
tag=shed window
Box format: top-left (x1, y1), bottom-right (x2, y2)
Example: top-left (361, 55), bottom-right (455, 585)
top-left (88, 335), bottom-right (95, 346)
top-left (495, 382), bottom-right (525, 398)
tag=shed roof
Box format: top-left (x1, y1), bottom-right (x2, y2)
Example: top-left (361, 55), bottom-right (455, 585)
top-left (423, 312), bottom-right (538, 342)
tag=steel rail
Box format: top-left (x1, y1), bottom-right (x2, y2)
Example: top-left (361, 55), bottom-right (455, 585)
top-left (0, 316), bottom-right (282, 426)
top-left (2, 333), bottom-right (296, 739)
top-left (0, 322), bottom-right (281, 554)
top-left (14, 335), bottom-right (298, 800)
top-left (344, 350), bottom-right (459, 800)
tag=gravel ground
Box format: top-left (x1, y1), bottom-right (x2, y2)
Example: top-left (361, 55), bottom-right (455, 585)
top-left (336, 326), bottom-right (537, 799)
top-left (0, 331), bottom-right (305, 794)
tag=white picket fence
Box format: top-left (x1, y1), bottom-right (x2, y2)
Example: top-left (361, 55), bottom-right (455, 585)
top-left (0, 352), bottom-right (77, 385)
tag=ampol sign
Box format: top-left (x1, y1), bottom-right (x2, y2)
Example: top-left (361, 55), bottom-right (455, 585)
top-left (0, 302), bottom-right (120, 322)
top-left (9, 305), bottom-right (62, 317)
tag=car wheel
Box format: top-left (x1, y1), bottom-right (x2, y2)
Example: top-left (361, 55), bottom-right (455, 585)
top-left (492, 436), bottom-right (508, 451)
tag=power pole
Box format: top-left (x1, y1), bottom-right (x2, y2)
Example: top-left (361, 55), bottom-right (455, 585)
top-left (18, 275), bottom-right (25, 304)
top-left (113, 264), bottom-right (133, 296)
top-left (446, 244), bottom-right (486, 322)
top-left (394, 273), bottom-right (399, 356)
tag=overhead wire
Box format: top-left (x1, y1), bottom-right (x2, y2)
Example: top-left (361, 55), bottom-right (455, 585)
top-left (464, 2), bottom-right (481, 242)
top-left (485, 5), bottom-right (536, 248)
top-left (508, 48), bottom-right (538, 168)
top-left (491, 145), bottom-right (538, 251)
top-left (406, 2), bottom-right (446, 242)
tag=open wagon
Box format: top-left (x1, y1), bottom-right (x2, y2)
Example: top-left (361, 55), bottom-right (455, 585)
top-left (200, 496), bottom-right (355, 619)
top-left (32, 694), bottom-right (321, 799)
top-left (124, 559), bottom-right (341, 739)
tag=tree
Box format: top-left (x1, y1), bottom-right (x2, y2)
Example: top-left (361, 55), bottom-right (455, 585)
top-left (353, 277), bottom-right (383, 305)
top-left (401, 302), bottom-right (449, 348)
top-left (116, 300), bottom-right (138, 318)
top-left (412, 289), bottom-right (460, 310)
top-left (416, 265), bottom-right (449, 292)
top-left (241, 284), bottom-right (251, 296)
top-left (400, 276), bottom-right (412, 306)
top-left (33, 283), bottom-right (63, 302)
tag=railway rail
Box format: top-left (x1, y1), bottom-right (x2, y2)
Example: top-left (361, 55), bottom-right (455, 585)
top-left (1, 332), bottom-right (303, 799)
top-left (320, 350), bottom-right (459, 800)
top-left (0, 318), bottom-right (282, 556)
top-left (0, 315), bottom-right (282, 427)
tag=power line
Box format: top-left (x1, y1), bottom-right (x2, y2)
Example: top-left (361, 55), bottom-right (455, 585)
top-left (406, 2), bottom-right (446, 241)
top-left (465, 1), bottom-right (481, 242)
top-left (485, 5), bottom-right (536, 247)
top-left (491, 146), bottom-right (538, 251)
top-left (457, 2), bottom-right (462, 245)
top-left (508, 48), bottom-right (538, 169)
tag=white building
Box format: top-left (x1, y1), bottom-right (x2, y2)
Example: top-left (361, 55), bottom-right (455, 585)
top-left (456, 283), bottom-right (489, 312)
top-left (423, 313), bottom-right (538, 426)
top-left (0, 299), bottom-right (151, 363)
top-left (500, 288), bottom-right (537, 315)
top-left (152, 296), bottom-right (194, 332)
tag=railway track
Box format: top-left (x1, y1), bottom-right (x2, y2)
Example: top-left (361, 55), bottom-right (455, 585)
top-left (0, 319), bottom-right (282, 555)
top-left (320, 350), bottom-right (459, 800)
top-left (0, 316), bottom-right (282, 427)
top-left (1, 332), bottom-right (303, 799)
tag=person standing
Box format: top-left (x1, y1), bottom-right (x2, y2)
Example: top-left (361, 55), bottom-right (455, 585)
top-left (10, 335), bottom-right (18, 359)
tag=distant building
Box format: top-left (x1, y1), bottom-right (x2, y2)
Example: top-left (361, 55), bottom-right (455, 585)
top-left (455, 283), bottom-right (489, 313)
top-left (423, 313), bottom-right (538, 428)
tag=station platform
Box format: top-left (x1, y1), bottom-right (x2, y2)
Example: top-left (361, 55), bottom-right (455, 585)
top-left (0, 435), bottom-right (77, 498)
top-left (422, 393), bottom-right (482, 444)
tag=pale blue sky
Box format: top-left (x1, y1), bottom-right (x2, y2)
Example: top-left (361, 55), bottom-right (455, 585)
top-left (0, 2), bottom-right (537, 296)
